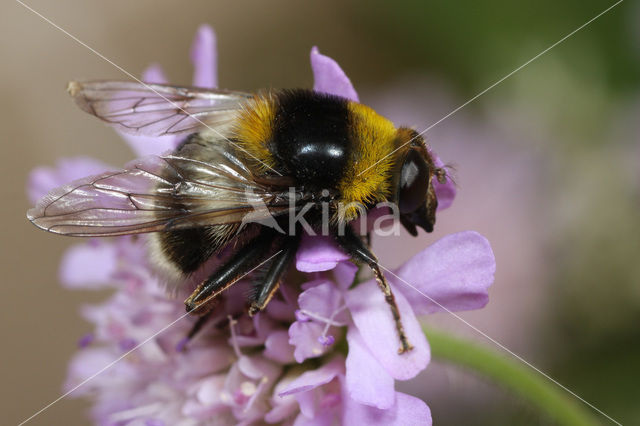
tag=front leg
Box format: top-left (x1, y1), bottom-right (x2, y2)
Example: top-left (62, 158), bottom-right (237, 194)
top-left (335, 226), bottom-right (414, 354)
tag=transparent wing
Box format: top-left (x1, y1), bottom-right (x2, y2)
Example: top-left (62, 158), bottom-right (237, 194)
top-left (67, 80), bottom-right (252, 136)
top-left (27, 152), bottom-right (288, 237)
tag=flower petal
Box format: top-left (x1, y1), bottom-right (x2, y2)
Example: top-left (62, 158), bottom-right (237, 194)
top-left (118, 132), bottom-right (178, 158)
top-left (333, 261), bottom-right (358, 291)
top-left (288, 321), bottom-right (328, 363)
top-left (265, 400), bottom-right (298, 424)
top-left (64, 347), bottom-right (137, 395)
top-left (311, 46), bottom-right (359, 102)
top-left (27, 157), bottom-right (111, 204)
top-left (190, 24), bottom-right (217, 89)
top-left (237, 354), bottom-right (281, 382)
top-left (294, 409), bottom-right (335, 426)
top-left (142, 63), bottom-right (169, 84)
top-left (196, 375), bottom-right (226, 405)
top-left (298, 281), bottom-right (343, 320)
top-left (342, 390), bottom-right (432, 426)
top-left (266, 370), bottom-right (299, 423)
top-left (295, 391), bottom-right (317, 420)
top-left (289, 282), bottom-right (346, 362)
top-left (278, 358), bottom-right (344, 397)
top-left (431, 152), bottom-right (456, 211)
top-left (296, 235), bottom-right (349, 273)
top-left (175, 346), bottom-right (235, 379)
top-left (345, 280), bottom-right (430, 380)
top-left (345, 327), bottom-right (395, 409)
top-left (264, 330), bottom-right (295, 364)
top-left (59, 241), bottom-right (119, 289)
top-left (394, 231), bottom-right (495, 314)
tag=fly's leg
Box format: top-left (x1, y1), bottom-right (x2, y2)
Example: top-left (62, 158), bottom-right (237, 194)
top-left (247, 236), bottom-right (299, 316)
top-left (184, 228), bottom-right (276, 314)
top-left (335, 226), bottom-right (413, 354)
top-left (176, 310), bottom-right (215, 351)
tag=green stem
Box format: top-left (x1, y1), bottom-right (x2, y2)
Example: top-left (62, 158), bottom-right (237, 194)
top-left (424, 327), bottom-right (599, 426)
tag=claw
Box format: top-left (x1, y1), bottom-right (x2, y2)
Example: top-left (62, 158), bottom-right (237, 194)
top-left (398, 340), bottom-right (415, 355)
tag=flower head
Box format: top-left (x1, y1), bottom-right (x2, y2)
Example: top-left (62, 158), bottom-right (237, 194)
top-left (29, 25), bottom-right (495, 425)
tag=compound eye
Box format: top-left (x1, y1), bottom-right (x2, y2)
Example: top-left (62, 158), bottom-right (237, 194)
top-left (398, 149), bottom-right (429, 214)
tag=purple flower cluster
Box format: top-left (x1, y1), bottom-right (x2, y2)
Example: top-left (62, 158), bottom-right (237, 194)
top-left (28, 25), bottom-right (496, 425)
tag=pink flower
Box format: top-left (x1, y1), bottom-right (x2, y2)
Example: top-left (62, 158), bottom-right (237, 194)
top-left (29, 25), bottom-right (495, 425)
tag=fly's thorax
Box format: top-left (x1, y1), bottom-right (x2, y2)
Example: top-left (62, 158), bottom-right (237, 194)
top-left (231, 92), bottom-right (278, 173)
top-left (230, 89), bottom-right (402, 223)
top-left (335, 101), bottom-right (398, 222)
top-left (268, 89), bottom-right (352, 188)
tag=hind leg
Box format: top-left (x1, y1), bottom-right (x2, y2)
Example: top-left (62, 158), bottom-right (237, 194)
top-left (184, 227), bottom-right (277, 314)
top-left (247, 236), bottom-right (299, 316)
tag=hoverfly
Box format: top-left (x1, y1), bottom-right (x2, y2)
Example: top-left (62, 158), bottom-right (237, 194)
top-left (28, 81), bottom-right (446, 353)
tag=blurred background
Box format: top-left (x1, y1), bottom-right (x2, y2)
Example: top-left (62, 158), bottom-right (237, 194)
top-left (1, 0), bottom-right (638, 424)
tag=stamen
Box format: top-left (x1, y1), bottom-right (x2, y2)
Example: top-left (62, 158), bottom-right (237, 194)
top-left (175, 337), bottom-right (189, 353)
top-left (317, 334), bottom-right (335, 346)
top-left (299, 304), bottom-right (347, 327)
top-left (319, 305), bottom-right (348, 344)
top-left (108, 403), bottom-right (162, 423)
top-left (241, 381), bottom-right (257, 396)
top-left (295, 310), bottom-right (311, 322)
top-left (233, 380), bottom-right (257, 405)
top-left (77, 333), bottom-right (94, 348)
top-left (228, 315), bottom-right (242, 358)
top-left (244, 377), bottom-right (268, 413)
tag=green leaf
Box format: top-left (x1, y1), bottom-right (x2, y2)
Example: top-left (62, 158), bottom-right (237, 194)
top-left (424, 327), bottom-right (601, 426)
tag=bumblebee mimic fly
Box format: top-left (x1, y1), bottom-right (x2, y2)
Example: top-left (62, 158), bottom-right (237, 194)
top-left (27, 81), bottom-right (446, 353)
